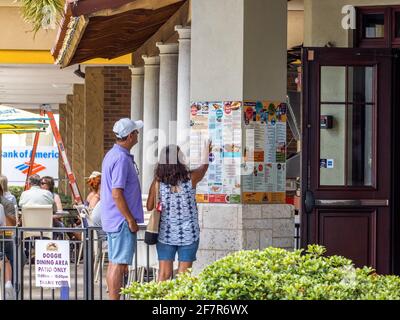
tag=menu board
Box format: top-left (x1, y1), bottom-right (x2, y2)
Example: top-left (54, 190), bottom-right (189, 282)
top-left (190, 101), bottom-right (286, 204)
top-left (190, 101), bottom-right (242, 204)
top-left (242, 101), bottom-right (287, 204)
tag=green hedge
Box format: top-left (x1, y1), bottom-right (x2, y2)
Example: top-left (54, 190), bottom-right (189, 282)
top-left (8, 186), bottom-right (24, 204)
top-left (122, 245), bottom-right (400, 300)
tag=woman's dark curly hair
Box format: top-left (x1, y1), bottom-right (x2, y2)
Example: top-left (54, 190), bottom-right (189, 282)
top-left (155, 145), bottom-right (189, 186)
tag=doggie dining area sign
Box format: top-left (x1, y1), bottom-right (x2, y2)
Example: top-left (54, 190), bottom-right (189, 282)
top-left (35, 240), bottom-right (70, 288)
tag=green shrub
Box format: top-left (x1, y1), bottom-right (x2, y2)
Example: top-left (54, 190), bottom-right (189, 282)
top-left (58, 192), bottom-right (74, 208)
top-left (9, 186), bottom-right (24, 204)
top-left (122, 245), bottom-right (400, 300)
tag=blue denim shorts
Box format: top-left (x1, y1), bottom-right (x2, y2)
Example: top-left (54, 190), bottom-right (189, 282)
top-left (107, 221), bottom-right (137, 265)
top-left (156, 240), bottom-right (199, 262)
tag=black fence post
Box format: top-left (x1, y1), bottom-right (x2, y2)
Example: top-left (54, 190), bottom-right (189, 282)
top-left (12, 227), bottom-right (18, 301)
top-left (1, 230), bottom-right (5, 300)
top-left (85, 227), bottom-right (94, 300)
top-left (83, 227), bottom-right (88, 300)
top-left (17, 228), bottom-right (23, 300)
top-left (295, 223), bottom-right (300, 249)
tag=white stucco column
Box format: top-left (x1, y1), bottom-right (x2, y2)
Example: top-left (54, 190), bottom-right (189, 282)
top-left (156, 42), bottom-right (179, 153)
top-left (142, 55), bottom-right (160, 194)
top-left (191, 0), bottom-right (287, 102)
top-left (191, 0), bottom-right (291, 274)
top-left (130, 66), bottom-right (144, 185)
top-left (175, 26), bottom-right (192, 155)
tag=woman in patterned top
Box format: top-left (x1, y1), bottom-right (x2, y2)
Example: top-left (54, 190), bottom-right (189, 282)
top-left (147, 142), bottom-right (211, 281)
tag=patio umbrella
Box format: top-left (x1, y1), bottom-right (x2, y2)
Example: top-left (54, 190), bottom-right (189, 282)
top-left (0, 105), bottom-right (49, 134)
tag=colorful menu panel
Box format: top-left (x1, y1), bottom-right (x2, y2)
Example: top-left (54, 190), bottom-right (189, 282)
top-left (190, 101), bottom-right (242, 204)
top-left (242, 101), bottom-right (287, 204)
top-left (190, 101), bottom-right (286, 204)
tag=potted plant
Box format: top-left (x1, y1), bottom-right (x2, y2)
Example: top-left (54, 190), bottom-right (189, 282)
top-left (17, 0), bottom-right (64, 35)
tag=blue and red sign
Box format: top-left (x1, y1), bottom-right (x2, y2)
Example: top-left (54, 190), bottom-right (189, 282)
top-left (1, 146), bottom-right (59, 186)
top-left (15, 162), bottom-right (46, 175)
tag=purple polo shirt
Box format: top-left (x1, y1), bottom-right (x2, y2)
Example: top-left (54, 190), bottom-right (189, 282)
top-left (100, 144), bottom-right (144, 233)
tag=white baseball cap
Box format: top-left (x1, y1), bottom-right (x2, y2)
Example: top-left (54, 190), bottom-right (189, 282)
top-left (88, 171), bottom-right (101, 179)
top-left (113, 118), bottom-right (144, 139)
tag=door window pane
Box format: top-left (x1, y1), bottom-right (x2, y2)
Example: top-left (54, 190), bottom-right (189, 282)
top-left (319, 65), bottom-right (375, 188)
top-left (320, 105), bottom-right (346, 186)
top-left (321, 67), bottom-right (346, 103)
top-left (347, 105), bottom-right (373, 186)
top-left (395, 11), bottom-right (400, 38)
top-left (363, 13), bottom-right (385, 38)
top-left (319, 104), bottom-right (374, 187)
top-left (348, 66), bottom-right (374, 103)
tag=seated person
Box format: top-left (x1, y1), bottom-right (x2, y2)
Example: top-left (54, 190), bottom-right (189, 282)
top-left (0, 175), bottom-right (17, 207)
top-left (0, 184), bottom-right (17, 226)
top-left (86, 171), bottom-right (101, 209)
top-left (20, 174), bottom-right (61, 239)
top-left (0, 184), bottom-right (25, 275)
top-left (89, 201), bottom-right (107, 242)
top-left (39, 176), bottom-right (64, 229)
top-left (20, 174), bottom-right (55, 208)
top-left (39, 176), bottom-right (63, 212)
top-left (73, 171), bottom-right (102, 242)
top-left (0, 203), bottom-right (15, 300)
top-left (86, 201), bottom-right (108, 260)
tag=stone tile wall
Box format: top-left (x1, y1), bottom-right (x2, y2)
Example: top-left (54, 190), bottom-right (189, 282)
top-left (194, 204), bottom-right (295, 273)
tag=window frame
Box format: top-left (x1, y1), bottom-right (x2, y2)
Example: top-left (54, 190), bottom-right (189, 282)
top-left (355, 6), bottom-right (399, 48)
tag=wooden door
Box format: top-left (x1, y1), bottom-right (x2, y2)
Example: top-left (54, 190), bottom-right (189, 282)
top-left (301, 48), bottom-right (396, 274)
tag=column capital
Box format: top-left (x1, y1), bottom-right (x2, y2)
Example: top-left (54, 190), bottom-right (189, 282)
top-left (156, 42), bottom-right (179, 56)
top-left (129, 66), bottom-right (144, 76)
top-left (175, 25), bottom-right (191, 40)
top-left (142, 55), bottom-right (160, 66)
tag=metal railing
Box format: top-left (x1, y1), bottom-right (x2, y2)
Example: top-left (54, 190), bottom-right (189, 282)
top-left (1, 225), bottom-right (153, 300)
top-left (294, 223), bottom-right (301, 249)
top-left (1, 223), bottom-right (303, 300)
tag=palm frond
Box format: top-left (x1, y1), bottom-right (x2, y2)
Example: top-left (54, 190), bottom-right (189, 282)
top-left (17, 0), bottom-right (65, 36)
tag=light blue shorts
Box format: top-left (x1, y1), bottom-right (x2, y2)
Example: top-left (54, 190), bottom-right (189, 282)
top-left (107, 221), bottom-right (137, 265)
top-left (157, 240), bottom-right (199, 262)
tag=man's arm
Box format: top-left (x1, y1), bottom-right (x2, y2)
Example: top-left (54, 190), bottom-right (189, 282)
top-left (112, 188), bottom-right (139, 233)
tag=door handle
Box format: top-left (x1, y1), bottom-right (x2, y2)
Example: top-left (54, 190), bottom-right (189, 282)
top-left (304, 190), bottom-right (315, 214)
top-left (315, 199), bottom-right (389, 207)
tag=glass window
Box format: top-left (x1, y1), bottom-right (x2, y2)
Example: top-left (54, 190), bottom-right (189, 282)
top-left (319, 66), bottom-right (375, 187)
top-left (348, 67), bottom-right (374, 103)
top-left (320, 105), bottom-right (346, 186)
top-left (363, 13), bottom-right (385, 38)
top-left (321, 67), bottom-right (346, 103)
top-left (395, 11), bottom-right (400, 38)
top-left (346, 105), bottom-right (373, 186)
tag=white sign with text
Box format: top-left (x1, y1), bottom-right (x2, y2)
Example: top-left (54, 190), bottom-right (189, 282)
top-left (1, 146), bottom-right (59, 186)
top-left (35, 240), bottom-right (70, 288)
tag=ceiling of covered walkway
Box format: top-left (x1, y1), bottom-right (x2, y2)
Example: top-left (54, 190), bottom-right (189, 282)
top-left (0, 64), bottom-right (85, 110)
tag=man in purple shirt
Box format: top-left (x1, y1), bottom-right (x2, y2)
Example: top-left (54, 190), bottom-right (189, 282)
top-left (101, 118), bottom-right (144, 300)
